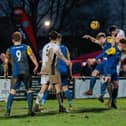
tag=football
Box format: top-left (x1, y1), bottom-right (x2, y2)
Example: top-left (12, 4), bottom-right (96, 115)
top-left (90, 20), bottom-right (100, 30)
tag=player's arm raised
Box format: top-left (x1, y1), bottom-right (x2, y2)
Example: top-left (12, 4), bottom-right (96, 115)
top-left (82, 35), bottom-right (100, 45)
top-left (27, 46), bottom-right (39, 74)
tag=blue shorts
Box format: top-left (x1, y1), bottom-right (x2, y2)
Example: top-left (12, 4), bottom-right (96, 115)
top-left (11, 74), bottom-right (32, 90)
top-left (103, 67), bottom-right (119, 81)
top-left (111, 72), bottom-right (119, 81)
top-left (61, 74), bottom-right (69, 86)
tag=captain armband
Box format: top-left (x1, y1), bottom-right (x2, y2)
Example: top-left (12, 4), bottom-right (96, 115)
top-left (27, 46), bottom-right (33, 56)
top-left (105, 47), bottom-right (116, 55)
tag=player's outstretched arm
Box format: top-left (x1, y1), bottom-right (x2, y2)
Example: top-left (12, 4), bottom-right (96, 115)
top-left (82, 35), bottom-right (99, 44)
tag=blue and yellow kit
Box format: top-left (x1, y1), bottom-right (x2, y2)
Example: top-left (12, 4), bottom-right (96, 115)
top-left (57, 45), bottom-right (70, 75)
top-left (95, 39), bottom-right (113, 73)
top-left (96, 45), bottom-right (121, 81)
top-left (7, 44), bottom-right (33, 77)
top-left (57, 44), bottom-right (70, 86)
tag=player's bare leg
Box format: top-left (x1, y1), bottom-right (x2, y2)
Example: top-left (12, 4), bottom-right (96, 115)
top-left (55, 84), bottom-right (67, 112)
top-left (104, 76), bottom-right (112, 109)
top-left (40, 84), bottom-right (53, 112)
top-left (105, 84), bottom-right (112, 108)
top-left (111, 81), bottom-right (119, 109)
top-left (34, 84), bottom-right (48, 112)
top-left (98, 76), bottom-right (106, 103)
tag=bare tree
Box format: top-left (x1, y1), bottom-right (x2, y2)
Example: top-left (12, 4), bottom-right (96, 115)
top-left (36, 0), bottom-right (76, 36)
top-left (0, 0), bottom-right (124, 36)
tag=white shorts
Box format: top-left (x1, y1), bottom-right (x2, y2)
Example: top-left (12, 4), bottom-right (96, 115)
top-left (40, 74), bottom-right (61, 85)
top-left (40, 75), bottom-right (50, 85)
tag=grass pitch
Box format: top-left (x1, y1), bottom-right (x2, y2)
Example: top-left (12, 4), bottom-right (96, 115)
top-left (0, 99), bottom-right (126, 126)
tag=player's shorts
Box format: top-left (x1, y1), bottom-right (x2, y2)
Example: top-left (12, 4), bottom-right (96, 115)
top-left (95, 63), bottom-right (103, 74)
top-left (111, 72), bottom-right (119, 81)
top-left (103, 67), bottom-right (119, 81)
top-left (40, 75), bottom-right (50, 84)
top-left (95, 60), bottom-right (106, 74)
top-left (60, 74), bottom-right (69, 86)
top-left (41, 68), bottom-right (61, 85)
top-left (11, 74), bottom-right (32, 90)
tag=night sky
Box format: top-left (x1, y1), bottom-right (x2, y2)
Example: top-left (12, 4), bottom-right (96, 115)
top-left (0, 0), bottom-right (125, 55)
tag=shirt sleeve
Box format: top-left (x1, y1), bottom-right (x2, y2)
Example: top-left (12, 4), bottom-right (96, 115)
top-left (96, 47), bottom-right (116, 60)
top-left (27, 46), bottom-right (33, 56)
top-left (66, 47), bottom-right (70, 60)
top-left (53, 44), bottom-right (60, 53)
top-left (105, 47), bottom-right (116, 55)
top-left (95, 52), bottom-right (107, 60)
top-left (41, 45), bottom-right (50, 66)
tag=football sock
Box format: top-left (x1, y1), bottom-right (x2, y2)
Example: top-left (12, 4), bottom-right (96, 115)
top-left (64, 90), bottom-right (72, 106)
top-left (36, 92), bottom-right (44, 104)
top-left (6, 93), bottom-right (14, 113)
top-left (100, 82), bottom-right (106, 96)
top-left (89, 77), bottom-right (97, 90)
top-left (56, 93), bottom-right (63, 107)
top-left (27, 92), bottom-right (33, 111)
top-left (41, 91), bottom-right (49, 105)
top-left (112, 88), bottom-right (118, 101)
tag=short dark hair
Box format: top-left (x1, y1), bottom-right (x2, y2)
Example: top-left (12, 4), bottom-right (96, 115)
top-left (109, 25), bottom-right (117, 33)
top-left (48, 31), bottom-right (58, 40)
top-left (119, 38), bottom-right (126, 44)
top-left (96, 32), bottom-right (106, 39)
top-left (12, 31), bottom-right (21, 41)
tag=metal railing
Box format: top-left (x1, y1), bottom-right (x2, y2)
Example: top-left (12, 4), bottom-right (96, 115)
top-left (0, 76), bottom-right (74, 100)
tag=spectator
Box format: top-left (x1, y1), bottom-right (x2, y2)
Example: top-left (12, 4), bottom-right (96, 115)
top-left (120, 64), bottom-right (126, 77)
